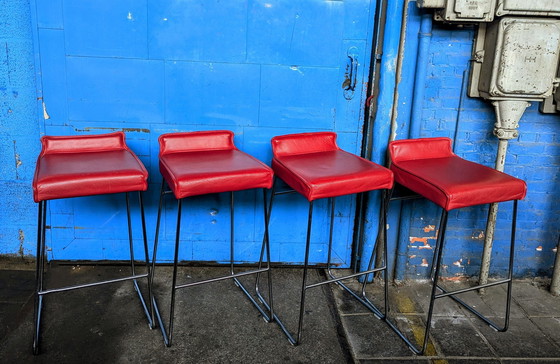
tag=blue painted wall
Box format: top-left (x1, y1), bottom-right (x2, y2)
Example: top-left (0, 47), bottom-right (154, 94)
top-left (1, 0), bottom-right (559, 279)
top-left (1, 0), bottom-right (376, 266)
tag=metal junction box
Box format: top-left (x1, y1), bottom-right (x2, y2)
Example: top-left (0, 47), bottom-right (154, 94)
top-left (496, 0), bottom-right (560, 17)
top-left (469, 17), bottom-right (560, 101)
top-left (540, 65), bottom-right (560, 113)
top-left (418, 0), bottom-right (497, 22)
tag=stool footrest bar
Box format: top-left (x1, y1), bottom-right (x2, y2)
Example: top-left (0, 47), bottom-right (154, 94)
top-left (174, 268), bottom-right (269, 290)
top-left (38, 273), bottom-right (149, 295)
top-left (306, 267), bottom-right (385, 290)
top-left (443, 286), bottom-right (510, 331)
top-left (333, 280), bottom-right (385, 319)
top-left (435, 279), bottom-right (510, 299)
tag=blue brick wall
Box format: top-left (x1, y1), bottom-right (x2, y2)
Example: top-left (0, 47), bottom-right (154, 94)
top-left (0, 0), bottom-right (40, 257)
top-left (390, 17), bottom-right (560, 279)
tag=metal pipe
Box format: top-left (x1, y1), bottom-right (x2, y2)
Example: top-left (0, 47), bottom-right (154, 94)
top-left (394, 8), bottom-right (433, 281)
top-left (389, 0), bottom-right (413, 142)
top-left (353, 0), bottom-right (388, 273)
top-left (479, 139), bottom-right (508, 289)
top-left (551, 235), bottom-right (560, 296)
top-left (409, 12), bottom-right (433, 138)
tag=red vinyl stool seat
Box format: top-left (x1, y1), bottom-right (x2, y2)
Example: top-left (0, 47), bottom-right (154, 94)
top-left (266, 132), bottom-right (394, 345)
top-left (31, 132), bottom-right (155, 354)
top-left (386, 137), bottom-right (527, 354)
top-left (151, 130), bottom-right (275, 347)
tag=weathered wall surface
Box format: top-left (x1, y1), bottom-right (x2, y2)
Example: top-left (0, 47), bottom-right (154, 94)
top-left (1, 0), bottom-right (559, 279)
top-left (0, 0), bottom-right (40, 257)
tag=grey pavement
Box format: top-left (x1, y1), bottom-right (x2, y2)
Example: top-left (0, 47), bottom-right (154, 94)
top-left (0, 260), bottom-right (559, 363)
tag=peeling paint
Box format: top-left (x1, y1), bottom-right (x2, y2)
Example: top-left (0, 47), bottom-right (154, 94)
top-left (75, 126), bottom-right (150, 133)
top-left (472, 230), bottom-right (484, 240)
top-left (13, 141), bottom-right (21, 179)
top-left (420, 258), bottom-right (429, 267)
top-left (18, 229), bottom-right (25, 257)
top-left (536, 246), bottom-right (543, 251)
top-left (409, 254), bottom-right (417, 259)
top-left (423, 225), bottom-right (435, 233)
top-left (409, 236), bottom-right (434, 249)
top-left (42, 100), bottom-right (50, 119)
top-left (453, 259), bottom-right (463, 268)
top-left (554, 247), bottom-right (558, 253)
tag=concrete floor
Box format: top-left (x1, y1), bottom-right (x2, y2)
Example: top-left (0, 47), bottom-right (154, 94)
top-left (1, 260), bottom-right (559, 363)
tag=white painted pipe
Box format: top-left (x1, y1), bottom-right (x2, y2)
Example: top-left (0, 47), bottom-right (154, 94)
top-left (479, 139), bottom-right (508, 289)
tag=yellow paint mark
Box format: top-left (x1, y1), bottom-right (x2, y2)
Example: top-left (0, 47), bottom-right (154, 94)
top-left (393, 292), bottom-right (438, 356)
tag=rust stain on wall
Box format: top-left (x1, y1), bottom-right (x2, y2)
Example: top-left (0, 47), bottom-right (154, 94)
top-left (75, 126), bottom-right (150, 133)
top-left (423, 225), bottom-right (435, 232)
top-left (409, 236), bottom-right (436, 249)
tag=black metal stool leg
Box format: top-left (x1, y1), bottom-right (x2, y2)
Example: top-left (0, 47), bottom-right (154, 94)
top-left (254, 179), bottom-right (298, 344)
top-left (360, 189), bottom-right (391, 318)
top-left (168, 198), bottom-right (183, 347)
top-left (325, 190), bottom-right (389, 320)
top-left (295, 201), bottom-right (315, 344)
top-left (230, 190), bottom-right (274, 321)
top-left (151, 180), bottom-right (170, 346)
top-left (32, 200), bottom-right (47, 355)
top-left (138, 191), bottom-right (155, 328)
top-left (125, 193), bottom-right (153, 327)
top-left (421, 209), bottom-right (448, 354)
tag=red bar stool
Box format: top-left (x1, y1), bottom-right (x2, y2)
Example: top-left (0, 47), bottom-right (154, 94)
top-left (31, 132), bottom-right (155, 354)
top-left (151, 130), bottom-right (275, 347)
top-left (386, 137), bottom-right (527, 354)
top-left (263, 132), bottom-right (394, 345)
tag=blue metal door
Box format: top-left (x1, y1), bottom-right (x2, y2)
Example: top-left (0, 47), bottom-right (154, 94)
top-left (31, 0), bottom-right (377, 265)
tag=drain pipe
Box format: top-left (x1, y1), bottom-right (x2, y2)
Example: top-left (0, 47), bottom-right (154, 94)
top-left (409, 13), bottom-right (433, 138)
top-left (392, 9), bottom-right (433, 280)
top-left (479, 100), bottom-right (529, 289)
top-left (551, 235), bottom-right (560, 296)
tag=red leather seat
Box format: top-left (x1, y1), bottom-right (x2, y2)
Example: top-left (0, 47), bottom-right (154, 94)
top-left (159, 131), bottom-right (273, 199)
top-left (389, 137), bottom-right (527, 211)
top-left (33, 132), bottom-right (148, 202)
top-left (271, 132), bottom-right (393, 201)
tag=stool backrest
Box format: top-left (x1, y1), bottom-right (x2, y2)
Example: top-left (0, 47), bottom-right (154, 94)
top-left (389, 137), bottom-right (454, 163)
top-left (271, 132), bottom-right (339, 158)
top-left (39, 132), bottom-right (128, 156)
top-left (159, 130), bottom-right (236, 156)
